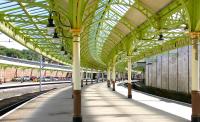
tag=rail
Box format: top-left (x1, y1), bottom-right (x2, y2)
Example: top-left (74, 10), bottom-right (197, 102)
top-left (0, 81), bottom-right (71, 90)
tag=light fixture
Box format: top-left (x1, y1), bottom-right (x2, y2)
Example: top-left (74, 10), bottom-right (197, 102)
top-left (60, 51), bottom-right (65, 55)
top-left (60, 46), bottom-right (65, 55)
top-left (183, 24), bottom-right (189, 34)
top-left (158, 33), bottom-right (164, 41)
top-left (42, 57), bottom-right (45, 62)
top-left (47, 13), bottom-right (55, 35)
top-left (64, 51), bottom-right (68, 55)
top-left (52, 31), bottom-right (60, 43)
top-left (146, 62), bottom-right (152, 65)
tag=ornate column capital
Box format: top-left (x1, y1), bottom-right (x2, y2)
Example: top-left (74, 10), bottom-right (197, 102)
top-left (189, 32), bottom-right (200, 40)
top-left (70, 29), bottom-right (81, 36)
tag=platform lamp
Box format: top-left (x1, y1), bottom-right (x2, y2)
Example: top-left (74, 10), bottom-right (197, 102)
top-left (69, 55), bottom-right (72, 60)
top-left (64, 50), bottom-right (68, 56)
top-left (47, 12), bottom-right (55, 35)
top-left (158, 33), bottom-right (164, 41)
top-left (52, 30), bottom-right (60, 44)
top-left (157, 28), bottom-right (164, 41)
top-left (60, 46), bottom-right (65, 55)
top-left (181, 24), bottom-right (189, 34)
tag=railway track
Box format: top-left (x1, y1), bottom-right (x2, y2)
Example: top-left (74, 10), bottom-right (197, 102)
top-left (0, 81), bottom-right (71, 90)
top-left (0, 81), bottom-right (71, 117)
top-left (0, 89), bottom-right (55, 117)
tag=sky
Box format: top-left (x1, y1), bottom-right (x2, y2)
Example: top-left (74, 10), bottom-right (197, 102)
top-left (0, 33), bottom-right (27, 50)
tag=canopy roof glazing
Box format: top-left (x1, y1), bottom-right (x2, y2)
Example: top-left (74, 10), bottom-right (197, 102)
top-left (0, 0), bottom-right (194, 70)
top-left (88, 0), bottom-right (134, 64)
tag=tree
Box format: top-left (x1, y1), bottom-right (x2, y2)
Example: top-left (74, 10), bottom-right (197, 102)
top-left (0, 46), bottom-right (39, 61)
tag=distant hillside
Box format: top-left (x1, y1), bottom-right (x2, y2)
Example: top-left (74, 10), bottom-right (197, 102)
top-left (0, 46), bottom-right (39, 61)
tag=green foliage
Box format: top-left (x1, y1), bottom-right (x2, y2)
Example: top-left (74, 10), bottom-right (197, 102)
top-left (0, 46), bottom-right (39, 61)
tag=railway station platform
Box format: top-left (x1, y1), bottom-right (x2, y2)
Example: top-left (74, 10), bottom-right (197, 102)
top-left (0, 81), bottom-right (71, 89)
top-left (0, 81), bottom-right (71, 100)
top-left (1, 1), bottom-right (200, 121)
top-left (0, 82), bottom-right (190, 122)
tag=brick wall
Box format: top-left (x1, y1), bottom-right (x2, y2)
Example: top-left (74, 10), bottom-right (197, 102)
top-left (0, 68), bottom-right (70, 83)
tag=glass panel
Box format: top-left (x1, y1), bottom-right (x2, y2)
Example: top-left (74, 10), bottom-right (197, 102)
top-left (89, 0), bottom-right (135, 61)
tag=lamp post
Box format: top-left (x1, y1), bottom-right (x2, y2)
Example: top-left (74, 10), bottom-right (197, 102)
top-left (107, 67), bottom-right (111, 87)
top-left (39, 55), bottom-right (44, 92)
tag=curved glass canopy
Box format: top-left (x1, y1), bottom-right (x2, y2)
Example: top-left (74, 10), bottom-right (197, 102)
top-left (0, 0), bottom-right (194, 70)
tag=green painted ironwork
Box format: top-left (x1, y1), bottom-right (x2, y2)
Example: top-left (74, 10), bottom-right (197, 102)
top-left (0, 0), bottom-right (199, 71)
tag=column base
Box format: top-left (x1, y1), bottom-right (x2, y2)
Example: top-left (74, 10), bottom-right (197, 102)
top-left (73, 90), bottom-right (81, 122)
top-left (192, 91), bottom-right (200, 122)
top-left (107, 80), bottom-right (110, 87)
top-left (73, 116), bottom-right (82, 122)
top-left (192, 115), bottom-right (200, 122)
top-left (128, 94), bottom-right (132, 98)
top-left (81, 80), bottom-right (83, 87)
top-left (112, 80), bottom-right (115, 91)
top-left (128, 83), bottom-right (132, 99)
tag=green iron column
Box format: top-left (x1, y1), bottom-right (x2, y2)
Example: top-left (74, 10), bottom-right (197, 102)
top-left (101, 72), bottom-right (103, 82)
top-left (0, 67), bottom-right (3, 84)
top-left (71, 29), bottom-right (82, 122)
top-left (119, 72), bottom-right (121, 81)
top-left (107, 67), bottom-right (111, 87)
top-left (91, 70), bottom-right (93, 84)
top-left (81, 70), bottom-right (83, 87)
top-left (86, 70), bottom-right (88, 85)
top-left (185, 0), bottom-right (200, 121)
top-left (128, 56), bottom-right (132, 98)
top-left (190, 32), bottom-right (200, 122)
top-left (112, 64), bottom-right (116, 91)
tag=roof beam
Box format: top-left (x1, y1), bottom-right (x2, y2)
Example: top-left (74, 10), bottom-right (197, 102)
top-left (0, 21), bottom-right (66, 65)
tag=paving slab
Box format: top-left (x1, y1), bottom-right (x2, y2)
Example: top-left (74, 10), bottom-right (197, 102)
top-left (0, 82), bottom-right (189, 122)
top-left (115, 82), bottom-right (191, 120)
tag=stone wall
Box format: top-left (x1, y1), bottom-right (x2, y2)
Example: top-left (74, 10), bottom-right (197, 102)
top-left (145, 45), bottom-right (192, 94)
